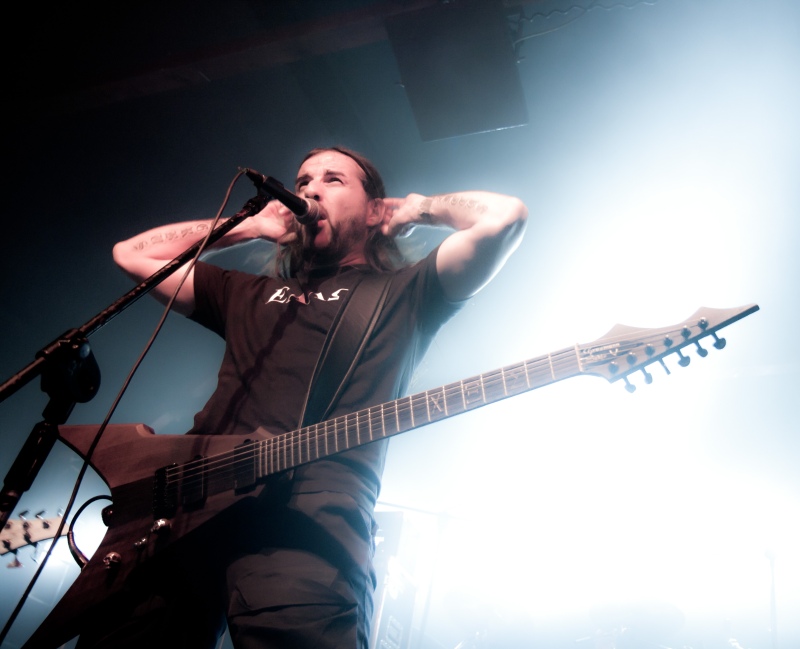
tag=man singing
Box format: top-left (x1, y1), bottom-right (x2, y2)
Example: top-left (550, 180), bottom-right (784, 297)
top-left (82, 146), bottom-right (527, 649)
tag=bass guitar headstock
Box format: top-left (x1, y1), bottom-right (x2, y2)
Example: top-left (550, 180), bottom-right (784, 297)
top-left (1, 510), bottom-right (66, 567)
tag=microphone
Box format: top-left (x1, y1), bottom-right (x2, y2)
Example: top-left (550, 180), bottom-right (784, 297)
top-left (240, 168), bottom-right (322, 225)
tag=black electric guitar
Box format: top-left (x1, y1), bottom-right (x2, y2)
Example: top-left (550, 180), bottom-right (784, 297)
top-left (22, 304), bottom-right (758, 649)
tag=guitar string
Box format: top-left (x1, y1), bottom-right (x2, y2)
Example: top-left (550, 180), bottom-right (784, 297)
top-left (167, 348), bottom-right (574, 491)
top-left (168, 325), bottom-right (701, 493)
top-left (169, 326), bottom-right (697, 493)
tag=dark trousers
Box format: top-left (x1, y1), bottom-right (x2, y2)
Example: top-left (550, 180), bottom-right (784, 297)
top-left (75, 491), bottom-right (375, 649)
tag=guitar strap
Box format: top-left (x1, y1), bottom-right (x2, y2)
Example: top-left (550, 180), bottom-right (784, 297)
top-left (298, 271), bottom-right (393, 428)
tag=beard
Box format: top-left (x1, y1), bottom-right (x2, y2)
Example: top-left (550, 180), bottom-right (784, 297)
top-left (301, 215), bottom-right (369, 269)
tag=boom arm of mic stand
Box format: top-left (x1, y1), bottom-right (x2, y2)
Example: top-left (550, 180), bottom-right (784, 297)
top-left (0, 194), bottom-right (265, 524)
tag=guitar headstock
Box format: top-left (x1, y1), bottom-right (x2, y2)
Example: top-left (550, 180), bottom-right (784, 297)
top-left (577, 304), bottom-right (759, 392)
top-left (1, 511), bottom-right (66, 566)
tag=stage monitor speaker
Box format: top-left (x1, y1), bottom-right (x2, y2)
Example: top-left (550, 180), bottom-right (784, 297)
top-left (386, 1), bottom-right (528, 141)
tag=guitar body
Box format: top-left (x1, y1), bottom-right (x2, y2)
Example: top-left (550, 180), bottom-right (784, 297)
top-left (25, 424), bottom-right (272, 649)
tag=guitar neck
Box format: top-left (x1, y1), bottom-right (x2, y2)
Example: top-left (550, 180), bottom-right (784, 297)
top-left (161, 348), bottom-right (579, 508)
top-left (262, 347), bottom-right (579, 475)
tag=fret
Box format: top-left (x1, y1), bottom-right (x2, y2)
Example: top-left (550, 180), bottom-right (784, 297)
top-left (367, 407), bottom-right (374, 441)
top-left (380, 404), bottom-right (386, 439)
top-left (479, 374), bottom-right (487, 402)
top-left (412, 393), bottom-right (429, 427)
top-left (502, 362), bottom-right (530, 396)
top-left (483, 371), bottom-right (500, 401)
top-left (425, 386), bottom-right (448, 421)
top-left (296, 430), bottom-right (304, 464)
top-left (548, 347), bottom-right (580, 382)
top-left (574, 343), bottom-right (583, 374)
top-left (384, 402), bottom-right (397, 436)
top-left (396, 396), bottom-right (414, 433)
top-left (547, 352), bottom-right (556, 381)
top-left (254, 441), bottom-right (262, 479)
top-left (462, 378), bottom-right (484, 408)
top-left (355, 413), bottom-right (361, 446)
top-left (331, 420), bottom-right (338, 453)
top-left (347, 414), bottom-right (355, 448)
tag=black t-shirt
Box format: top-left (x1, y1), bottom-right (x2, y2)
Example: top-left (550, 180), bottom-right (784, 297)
top-left (188, 249), bottom-right (461, 510)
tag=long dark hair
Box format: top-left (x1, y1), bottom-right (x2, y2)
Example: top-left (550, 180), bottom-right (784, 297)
top-left (277, 146), bottom-right (403, 276)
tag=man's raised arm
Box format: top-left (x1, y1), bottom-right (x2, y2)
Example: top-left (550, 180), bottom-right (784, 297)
top-left (382, 191), bottom-right (528, 302)
top-left (112, 203), bottom-right (293, 315)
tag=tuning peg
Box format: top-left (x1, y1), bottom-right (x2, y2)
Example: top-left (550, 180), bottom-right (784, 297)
top-left (623, 377), bottom-right (636, 393)
top-left (712, 333), bottom-right (726, 349)
top-left (641, 368), bottom-right (653, 384)
top-left (676, 350), bottom-right (691, 367)
top-left (658, 358), bottom-right (671, 375)
top-left (35, 510), bottom-right (46, 519)
top-left (694, 341), bottom-right (709, 357)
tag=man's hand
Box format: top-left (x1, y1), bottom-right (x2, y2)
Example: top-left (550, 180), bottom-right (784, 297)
top-left (381, 193), bottom-right (431, 238)
top-left (249, 199), bottom-right (298, 244)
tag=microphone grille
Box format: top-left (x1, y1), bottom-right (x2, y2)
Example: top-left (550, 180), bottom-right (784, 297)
top-left (297, 199), bottom-right (322, 225)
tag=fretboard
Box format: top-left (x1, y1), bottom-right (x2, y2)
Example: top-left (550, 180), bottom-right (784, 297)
top-left (167, 346), bottom-right (582, 501)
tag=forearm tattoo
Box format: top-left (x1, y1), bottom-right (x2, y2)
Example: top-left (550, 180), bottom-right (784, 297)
top-left (132, 222), bottom-right (211, 251)
top-left (433, 194), bottom-right (489, 214)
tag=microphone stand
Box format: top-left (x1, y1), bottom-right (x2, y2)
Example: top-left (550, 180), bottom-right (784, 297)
top-left (0, 194), bottom-right (267, 528)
